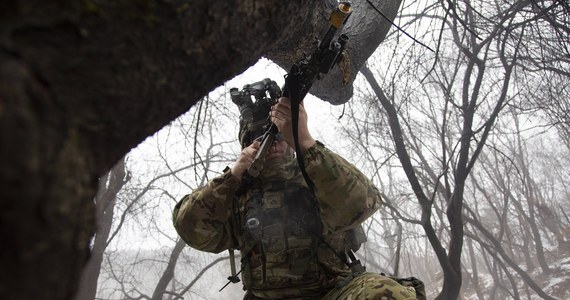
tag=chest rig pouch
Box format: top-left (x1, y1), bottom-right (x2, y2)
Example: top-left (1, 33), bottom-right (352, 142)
top-left (239, 180), bottom-right (322, 295)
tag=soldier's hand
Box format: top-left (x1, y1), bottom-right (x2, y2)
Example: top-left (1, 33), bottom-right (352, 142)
top-left (231, 141), bottom-right (260, 180)
top-left (270, 97), bottom-right (315, 153)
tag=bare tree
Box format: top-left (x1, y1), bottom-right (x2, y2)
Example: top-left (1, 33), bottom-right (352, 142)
top-left (75, 157), bottom-right (130, 300)
top-left (344, 0), bottom-right (569, 299)
top-left (97, 93), bottom-right (241, 299)
top-left (151, 239), bottom-right (186, 300)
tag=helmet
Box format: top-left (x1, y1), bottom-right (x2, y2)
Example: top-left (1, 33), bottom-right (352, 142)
top-left (230, 78), bottom-right (282, 148)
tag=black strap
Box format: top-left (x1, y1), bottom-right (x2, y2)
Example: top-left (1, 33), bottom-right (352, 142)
top-left (283, 71), bottom-right (316, 192)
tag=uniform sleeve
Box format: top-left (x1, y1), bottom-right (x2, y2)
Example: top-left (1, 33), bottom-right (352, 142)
top-left (172, 169), bottom-right (241, 253)
top-left (303, 141), bottom-right (382, 234)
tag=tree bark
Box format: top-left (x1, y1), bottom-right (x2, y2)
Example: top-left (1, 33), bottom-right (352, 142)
top-left (266, 0), bottom-right (401, 104)
top-left (0, 1), bottom-right (400, 299)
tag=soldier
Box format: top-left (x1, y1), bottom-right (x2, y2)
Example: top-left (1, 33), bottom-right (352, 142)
top-left (173, 93), bottom-right (419, 299)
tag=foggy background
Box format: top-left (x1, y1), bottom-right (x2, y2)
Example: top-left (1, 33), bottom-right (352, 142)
top-left (79, 1), bottom-right (570, 299)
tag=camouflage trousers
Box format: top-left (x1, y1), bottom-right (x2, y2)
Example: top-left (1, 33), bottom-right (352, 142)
top-left (321, 272), bottom-right (417, 300)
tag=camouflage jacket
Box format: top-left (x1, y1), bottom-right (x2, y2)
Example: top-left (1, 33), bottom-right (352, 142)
top-left (173, 141), bottom-right (382, 298)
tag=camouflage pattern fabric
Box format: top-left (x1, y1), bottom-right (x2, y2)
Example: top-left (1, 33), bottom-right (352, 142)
top-left (172, 141), bottom-right (384, 299)
top-left (172, 141), bottom-right (383, 253)
top-left (388, 276), bottom-right (426, 300)
top-left (172, 169), bottom-right (239, 253)
top-left (232, 152), bottom-right (354, 298)
top-left (303, 141), bottom-right (383, 234)
top-left (322, 272), bottom-right (417, 300)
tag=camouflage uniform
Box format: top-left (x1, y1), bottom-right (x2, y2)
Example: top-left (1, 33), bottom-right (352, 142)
top-left (322, 272), bottom-right (417, 300)
top-left (173, 141), bottom-right (417, 299)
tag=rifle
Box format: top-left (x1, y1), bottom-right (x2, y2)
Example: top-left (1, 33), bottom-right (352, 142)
top-left (224, 4), bottom-right (353, 290)
top-left (244, 1), bottom-right (353, 179)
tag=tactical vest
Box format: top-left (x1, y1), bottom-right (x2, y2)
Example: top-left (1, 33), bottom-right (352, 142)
top-left (230, 158), bottom-right (365, 299)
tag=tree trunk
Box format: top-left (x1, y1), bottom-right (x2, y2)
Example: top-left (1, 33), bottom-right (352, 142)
top-left (0, 1), bottom-right (400, 299)
top-left (75, 158), bottom-right (128, 300)
top-left (467, 238), bottom-right (484, 300)
top-left (393, 221), bottom-right (402, 276)
top-left (151, 239), bottom-right (186, 300)
top-left (266, 0), bottom-right (402, 104)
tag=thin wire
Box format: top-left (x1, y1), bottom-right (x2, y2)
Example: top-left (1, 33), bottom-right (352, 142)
top-left (365, 0), bottom-right (435, 52)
